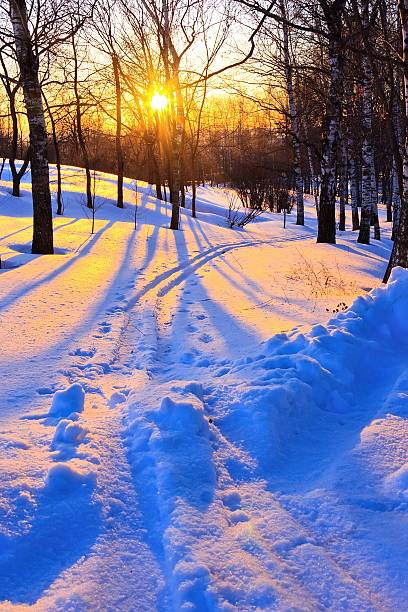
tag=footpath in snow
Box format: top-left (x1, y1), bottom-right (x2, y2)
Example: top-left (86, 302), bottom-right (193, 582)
top-left (0, 165), bottom-right (407, 610)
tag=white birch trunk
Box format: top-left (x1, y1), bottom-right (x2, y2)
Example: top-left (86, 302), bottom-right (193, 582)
top-left (317, 10), bottom-right (345, 244)
top-left (349, 152), bottom-right (360, 230)
top-left (10, 0), bottom-right (53, 254)
top-left (338, 134), bottom-right (347, 231)
top-left (384, 0), bottom-right (408, 279)
top-left (392, 161), bottom-right (401, 239)
top-left (358, 13), bottom-right (374, 246)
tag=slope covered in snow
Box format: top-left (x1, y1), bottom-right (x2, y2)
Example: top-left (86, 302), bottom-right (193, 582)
top-left (0, 164), bottom-right (406, 610)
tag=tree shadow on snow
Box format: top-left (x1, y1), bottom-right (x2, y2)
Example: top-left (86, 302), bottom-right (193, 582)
top-left (0, 480), bottom-right (100, 605)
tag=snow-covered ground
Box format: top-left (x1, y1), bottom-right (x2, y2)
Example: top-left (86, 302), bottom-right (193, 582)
top-left (0, 164), bottom-right (407, 610)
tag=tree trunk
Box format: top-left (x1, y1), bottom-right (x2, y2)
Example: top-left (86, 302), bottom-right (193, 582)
top-left (392, 160), bottom-right (401, 239)
top-left (317, 21), bottom-right (345, 244)
top-left (169, 79), bottom-right (185, 229)
top-left (7, 88), bottom-right (30, 197)
top-left (191, 158), bottom-right (197, 218)
top-left (349, 151), bottom-right (360, 230)
top-left (384, 0), bottom-right (408, 281)
top-left (281, 0), bottom-right (304, 225)
top-left (43, 93), bottom-right (63, 215)
top-left (338, 136), bottom-right (347, 231)
top-left (11, 149), bottom-right (30, 197)
top-left (72, 33), bottom-right (92, 209)
top-left (113, 53), bottom-right (124, 208)
top-left (371, 158), bottom-right (381, 239)
top-left (358, 46), bottom-right (374, 244)
top-left (384, 162), bottom-right (393, 222)
top-left (10, 0), bottom-right (53, 254)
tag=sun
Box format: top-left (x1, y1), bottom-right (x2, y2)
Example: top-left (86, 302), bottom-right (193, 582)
top-left (150, 92), bottom-right (169, 112)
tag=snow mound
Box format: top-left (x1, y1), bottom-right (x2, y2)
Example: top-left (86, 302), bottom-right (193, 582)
top-left (126, 386), bottom-right (217, 607)
top-left (45, 462), bottom-right (96, 494)
top-left (128, 390), bottom-right (215, 513)
top-left (52, 419), bottom-right (88, 447)
top-left (385, 464), bottom-right (408, 501)
top-left (219, 267), bottom-right (408, 473)
top-left (49, 383), bottom-right (85, 418)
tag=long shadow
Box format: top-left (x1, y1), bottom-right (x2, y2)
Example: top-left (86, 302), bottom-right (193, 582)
top-left (53, 217), bottom-right (82, 233)
top-left (1, 217), bottom-right (83, 246)
top-left (0, 480), bottom-right (100, 604)
top-left (0, 189), bottom-right (33, 218)
top-left (0, 223), bottom-right (139, 420)
top-left (187, 219), bottom-right (268, 301)
top-left (143, 240), bottom-right (251, 304)
top-left (132, 190), bottom-right (162, 273)
top-left (193, 219), bottom-right (214, 248)
top-left (334, 240), bottom-right (391, 263)
top-left (165, 225), bottom-right (261, 360)
top-left (125, 238), bottom-right (237, 311)
top-left (0, 223), bottom-right (33, 243)
top-left (140, 225), bottom-right (160, 271)
top-left (185, 216), bottom-right (213, 251)
top-left (0, 220), bottom-right (114, 312)
top-left (155, 235), bottom-right (302, 301)
top-left (208, 257), bottom-right (269, 307)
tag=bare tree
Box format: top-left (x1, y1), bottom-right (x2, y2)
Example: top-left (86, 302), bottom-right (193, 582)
top-left (8, 0), bottom-right (53, 253)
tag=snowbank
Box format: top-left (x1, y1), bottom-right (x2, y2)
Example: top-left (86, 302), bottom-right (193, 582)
top-left (49, 383), bottom-right (85, 418)
top-left (219, 267), bottom-right (408, 474)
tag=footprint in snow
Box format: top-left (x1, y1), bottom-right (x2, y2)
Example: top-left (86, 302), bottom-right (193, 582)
top-left (222, 491), bottom-right (242, 511)
top-left (229, 510), bottom-right (250, 524)
top-left (108, 392), bottom-right (127, 408)
top-left (215, 367), bottom-right (230, 377)
top-left (69, 347), bottom-right (96, 358)
top-left (221, 491), bottom-right (250, 523)
top-left (37, 387), bottom-right (54, 396)
top-left (106, 306), bottom-right (123, 314)
top-left (98, 322), bottom-right (112, 334)
top-left (196, 313), bottom-right (207, 320)
top-left (199, 333), bottom-right (213, 344)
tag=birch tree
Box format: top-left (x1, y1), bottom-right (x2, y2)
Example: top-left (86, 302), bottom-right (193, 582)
top-left (9, 0), bottom-right (53, 254)
top-left (384, 0), bottom-right (408, 280)
top-left (316, 0), bottom-right (346, 244)
top-left (357, 0), bottom-right (378, 244)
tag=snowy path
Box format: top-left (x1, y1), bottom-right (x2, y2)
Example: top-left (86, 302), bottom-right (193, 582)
top-left (122, 243), bottom-right (407, 610)
top-left (0, 171), bottom-right (406, 610)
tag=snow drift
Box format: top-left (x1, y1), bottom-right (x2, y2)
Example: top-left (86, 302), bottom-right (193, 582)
top-left (219, 266), bottom-right (408, 474)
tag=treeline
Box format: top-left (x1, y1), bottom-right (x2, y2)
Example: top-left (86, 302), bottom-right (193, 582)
top-left (0, 0), bottom-right (407, 282)
top-left (244, 0), bottom-right (408, 282)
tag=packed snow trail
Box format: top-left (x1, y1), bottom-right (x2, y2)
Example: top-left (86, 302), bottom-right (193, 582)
top-left (122, 232), bottom-right (408, 611)
top-left (0, 166), bottom-right (406, 610)
top-left (125, 268), bottom-right (408, 610)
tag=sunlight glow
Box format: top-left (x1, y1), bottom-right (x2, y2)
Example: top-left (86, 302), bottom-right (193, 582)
top-left (150, 92), bottom-right (169, 112)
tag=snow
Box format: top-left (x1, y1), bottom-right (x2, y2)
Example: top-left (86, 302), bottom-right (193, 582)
top-left (0, 163), bottom-right (407, 610)
top-left (45, 462), bottom-right (96, 494)
top-left (49, 383), bottom-right (85, 417)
